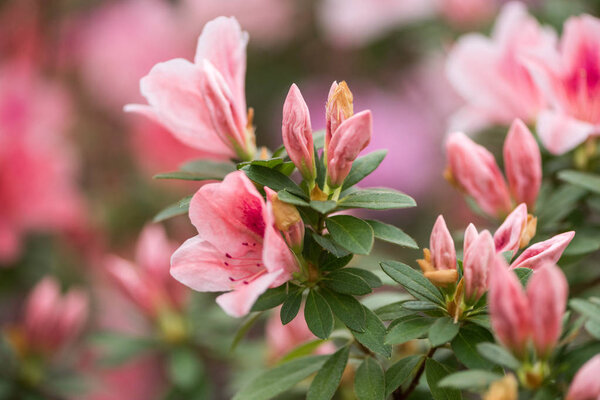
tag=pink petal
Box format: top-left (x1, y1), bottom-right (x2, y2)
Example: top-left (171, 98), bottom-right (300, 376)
top-left (463, 223), bottom-right (479, 255)
top-left (282, 84), bottom-right (314, 180)
top-left (463, 230), bottom-right (495, 302)
top-left (216, 271), bottom-right (281, 317)
top-left (494, 203), bottom-right (528, 255)
top-left (567, 354), bottom-right (600, 400)
top-left (105, 255), bottom-right (156, 316)
top-left (537, 110), bottom-right (596, 155)
top-left (430, 215), bottom-right (456, 271)
top-left (25, 277), bottom-right (61, 342)
top-left (135, 224), bottom-right (175, 283)
top-left (263, 201), bottom-right (299, 284)
top-left (510, 231), bottom-right (575, 270)
top-left (56, 289), bottom-right (89, 346)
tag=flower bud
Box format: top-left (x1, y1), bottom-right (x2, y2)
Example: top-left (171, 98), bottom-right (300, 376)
top-left (526, 262), bottom-right (568, 357)
top-left (267, 189), bottom-right (304, 252)
top-left (503, 119), bottom-right (542, 209)
top-left (483, 374), bottom-right (518, 400)
top-left (446, 132), bottom-right (512, 217)
top-left (510, 231), bottom-right (575, 270)
top-left (494, 203), bottom-right (527, 255)
top-left (325, 81), bottom-right (353, 151)
top-left (566, 354), bottom-right (600, 400)
top-left (463, 223), bottom-right (479, 254)
top-left (282, 84), bottom-right (315, 182)
top-left (464, 230), bottom-right (495, 303)
top-left (430, 215), bottom-right (457, 271)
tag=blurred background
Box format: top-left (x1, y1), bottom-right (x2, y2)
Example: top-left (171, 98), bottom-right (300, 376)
top-left (0, 0), bottom-right (599, 399)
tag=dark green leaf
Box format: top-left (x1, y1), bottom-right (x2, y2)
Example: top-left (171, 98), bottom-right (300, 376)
top-left (558, 170), bottom-right (600, 195)
top-left (402, 301), bottom-right (443, 312)
top-left (310, 200), bottom-right (338, 214)
top-left (426, 359), bottom-right (462, 400)
top-left (326, 215), bottom-right (374, 255)
top-left (351, 307), bottom-right (392, 358)
top-left (251, 284), bottom-right (288, 312)
top-left (385, 355), bottom-right (422, 396)
top-left (305, 290), bottom-right (334, 339)
top-left (345, 268), bottom-right (382, 288)
top-left (437, 370), bottom-right (502, 390)
top-left (238, 158), bottom-right (284, 169)
top-left (354, 357), bottom-right (385, 400)
top-left (231, 312), bottom-right (263, 351)
top-left (319, 253), bottom-right (353, 271)
top-left (168, 347), bottom-right (204, 389)
top-left (279, 340), bottom-right (329, 364)
top-left (386, 315), bottom-right (434, 345)
top-left (338, 188), bottom-right (416, 210)
top-left (366, 220), bottom-right (418, 248)
top-left (451, 324), bottom-right (495, 370)
top-left (242, 165), bottom-right (307, 199)
top-left (323, 269), bottom-right (372, 296)
top-left (307, 346), bottom-right (350, 400)
top-left (428, 317), bottom-right (460, 347)
top-left (281, 289), bottom-right (303, 325)
top-left (513, 268), bottom-right (533, 287)
top-left (342, 150), bottom-right (387, 190)
top-left (321, 289), bottom-right (366, 332)
top-left (380, 261), bottom-right (444, 305)
top-left (153, 196), bottom-right (191, 222)
top-left (277, 190), bottom-right (309, 206)
top-left (375, 302), bottom-right (413, 321)
top-left (311, 232), bottom-right (351, 258)
top-left (476, 343), bottom-right (520, 370)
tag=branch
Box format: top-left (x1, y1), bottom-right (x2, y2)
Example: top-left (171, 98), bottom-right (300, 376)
top-left (392, 347), bottom-right (437, 400)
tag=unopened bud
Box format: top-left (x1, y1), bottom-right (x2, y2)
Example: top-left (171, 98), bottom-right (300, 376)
top-left (484, 374), bottom-right (518, 400)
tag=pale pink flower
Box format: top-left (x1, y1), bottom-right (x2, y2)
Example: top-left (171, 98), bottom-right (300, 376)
top-left (526, 15), bottom-right (600, 154)
top-left (440, 0), bottom-right (495, 29)
top-left (282, 84), bottom-right (315, 181)
top-left (510, 231), bottom-right (575, 270)
top-left (463, 229), bottom-right (495, 302)
top-left (105, 225), bottom-right (187, 318)
top-left (125, 16), bottom-right (255, 161)
top-left (430, 215), bottom-right (457, 271)
top-left (493, 203), bottom-right (528, 255)
top-left (567, 354), bottom-right (600, 400)
top-left (446, 2), bottom-right (556, 132)
top-left (170, 171), bottom-right (298, 317)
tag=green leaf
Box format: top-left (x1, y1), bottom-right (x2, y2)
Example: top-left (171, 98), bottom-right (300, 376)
top-left (326, 215), bottom-right (374, 255)
top-left (338, 188), bottom-right (416, 210)
top-left (154, 171), bottom-right (222, 181)
top-left (402, 301), bottom-right (444, 312)
top-left (385, 355), bottom-right (422, 396)
top-left (366, 220), bottom-right (418, 248)
top-left (380, 261), bottom-right (444, 305)
top-left (342, 150), bottom-right (387, 190)
top-left (321, 289), bottom-right (366, 332)
top-left (180, 159), bottom-right (236, 176)
top-left (375, 302), bottom-right (413, 321)
top-left (428, 317), bottom-right (460, 347)
top-left (90, 333), bottom-right (155, 367)
top-left (323, 269), bottom-right (372, 296)
top-left (307, 346), bottom-right (350, 400)
top-left (451, 324), bottom-right (495, 370)
top-left (570, 298), bottom-right (600, 322)
top-left (153, 196), bottom-right (192, 222)
top-left (535, 184), bottom-right (585, 228)
top-left (476, 343), bottom-right (520, 370)
top-left (558, 170), bottom-right (600, 195)
top-left (351, 307), bottom-right (392, 358)
top-left (319, 253), bottom-right (353, 271)
top-left (386, 315), bottom-right (434, 345)
top-left (238, 158), bottom-right (284, 169)
top-left (305, 290), bottom-right (335, 339)
top-left (242, 165), bottom-right (307, 199)
top-left (280, 288), bottom-right (303, 325)
top-left (279, 339), bottom-right (329, 364)
top-left (467, 313), bottom-right (491, 330)
top-left (251, 284), bottom-right (288, 312)
top-left (310, 200), bottom-right (338, 214)
top-left (345, 268), bottom-right (382, 288)
top-left (167, 347), bottom-right (204, 389)
top-left (426, 359), bottom-right (462, 400)
top-left (513, 268), bottom-right (533, 287)
top-left (354, 357), bottom-right (385, 400)
top-left (233, 355), bottom-right (328, 400)
top-left (437, 370), bottom-right (502, 390)
top-left (277, 190), bottom-right (310, 206)
top-left (231, 312), bottom-right (263, 351)
top-left (585, 319), bottom-right (600, 340)
top-left (311, 232), bottom-right (351, 258)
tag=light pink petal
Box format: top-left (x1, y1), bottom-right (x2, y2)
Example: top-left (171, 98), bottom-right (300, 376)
top-left (216, 271), bottom-right (281, 318)
top-left (56, 288), bottom-right (89, 345)
top-left (463, 223), bottom-right (479, 255)
top-left (430, 215), bottom-right (456, 271)
top-left (494, 203), bottom-right (528, 255)
top-left (263, 203), bottom-right (299, 285)
top-left (463, 230), bottom-right (495, 302)
top-left (510, 231), bottom-right (575, 270)
top-left (282, 84), bottom-right (314, 180)
top-left (567, 354), bottom-right (600, 400)
top-left (105, 255), bottom-right (156, 315)
top-left (25, 277), bottom-right (61, 342)
top-left (135, 224), bottom-right (175, 283)
top-left (447, 105), bottom-right (492, 134)
top-left (537, 110), bottom-right (596, 155)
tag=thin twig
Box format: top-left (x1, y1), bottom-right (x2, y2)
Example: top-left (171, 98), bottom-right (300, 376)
top-left (392, 347), bottom-right (438, 400)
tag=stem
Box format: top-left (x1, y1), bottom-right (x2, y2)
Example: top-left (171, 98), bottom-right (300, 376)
top-left (392, 347), bottom-right (437, 400)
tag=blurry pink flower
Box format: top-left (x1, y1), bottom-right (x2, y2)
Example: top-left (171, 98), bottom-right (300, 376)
top-left (526, 15), bottom-right (600, 154)
top-left (526, 262), bottom-right (568, 356)
top-left (566, 354), bottom-right (600, 400)
top-left (282, 84), bottom-right (315, 181)
top-left (463, 229), bottom-right (495, 303)
top-left (493, 203), bottom-right (528, 255)
top-left (105, 225), bottom-right (187, 318)
top-left (22, 277), bottom-right (88, 356)
top-left (170, 171), bottom-right (298, 317)
top-left (509, 231), bottom-right (575, 270)
top-left (446, 2), bottom-right (556, 132)
top-left (440, 0), bottom-right (495, 29)
top-left (266, 306), bottom-right (335, 363)
top-left (126, 16), bottom-right (256, 161)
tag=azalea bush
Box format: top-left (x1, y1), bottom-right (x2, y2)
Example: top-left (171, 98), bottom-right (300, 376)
top-left (1, 1), bottom-right (600, 400)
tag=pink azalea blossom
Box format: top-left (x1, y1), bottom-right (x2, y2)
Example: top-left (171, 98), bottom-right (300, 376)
top-left (446, 2), bottom-right (556, 132)
top-left (510, 231), bottom-right (575, 270)
top-left (125, 16), bottom-right (256, 161)
top-left (463, 229), bottom-right (495, 303)
top-left (567, 354), bottom-right (600, 400)
top-left (282, 84), bottom-right (315, 181)
top-left (440, 0), bottom-right (495, 29)
top-left (526, 15), bottom-right (600, 154)
top-left (170, 171), bottom-right (298, 317)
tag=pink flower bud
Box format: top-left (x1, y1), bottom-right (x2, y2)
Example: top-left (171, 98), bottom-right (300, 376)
top-left (494, 203), bottom-right (527, 255)
top-left (325, 81), bottom-right (353, 151)
top-left (567, 354), bottom-right (600, 400)
top-left (526, 263), bottom-right (568, 357)
top-left (503, 119), bottom-right (542, 208)
top-left (463, 223), bottom-right (479, 254)
top-left (463, 230), bottom-right (495, 303)
top-left (446, 132), bottom-right (512, 217)
top-left (488, 257), bottom-right (531, 356)
top-left (430, 215), bottom-right (457, 271)
top-left (510, 231), bottom-right (575, 270)
top-left (282, 84), bottom-right (315, 181)
top-left (326, 110), bottom-right (372, 188)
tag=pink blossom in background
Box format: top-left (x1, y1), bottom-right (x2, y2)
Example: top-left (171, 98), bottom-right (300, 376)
top-left (440, 0), bottom-right (496, 29)
top-left (566, 354), bottom-right (600, 400)
top-left (0, 62), bottom-right (85, 264)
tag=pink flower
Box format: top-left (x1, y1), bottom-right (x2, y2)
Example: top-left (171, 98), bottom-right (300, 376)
top-left (510, 231), bottom-right (575, 270)
top-left (494, 203), bottom-right (528, 255)
top-left (22, 277), bottom-right (88, 356)
top-left (440, 0), bottom-right (495, 29)
top-left (446, 2), bottom-right (555, 131)
top-left (417, 215), bottom-right (458, 287)
top-left (170, 171), bottom-right (298, 317)
top-left (463, 229), bottom-right (495, 303)
top-left (567, 354), bottom-right (600, 400)
top-left (325, 81), bottom-right (354, 152)
top-left (282, 84), bottom-right (315, 181)
top-left (526, 15), bottom-right (600, 154)
top-left (526, 262), bottom-right (568, 356)
top-left (125, 16), bottom-right (256, 161)
top-left (105, 225), bottom-right (187, 318)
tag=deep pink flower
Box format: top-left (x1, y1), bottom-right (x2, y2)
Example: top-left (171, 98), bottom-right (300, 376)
top-left (282, 84), bottom-right (315, 181)
top-left (493, 203), bottom-right (528, 255)
top-left (126, 16), bottom-right (256, 161)
top-left (463, 229), bottom-right (495, 303)
top-left (567, 354), bottom-right (600, 400)
top-left (170, 171), bottom-right (298, 317)
top-left (510, 231), bottom-right (575, 270)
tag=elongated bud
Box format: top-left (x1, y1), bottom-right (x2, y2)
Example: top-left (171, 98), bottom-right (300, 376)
top-left (463, 223), bottom-right (479, 254)
top-left (526, 262), bottom-right (568, 357)
top-left (494, 204), bottom-right (528, 255)
top-left (282, 84), bottom-right (315, 181)
top-left (430, 215), bottom-right (456, 271)
top-left (464, 230), bottom-right (495, 303)
top-left (446, 132), bottom-right (512, 217)
top-left (503, 119), bottom-right (542, 209)
top-left (325, 81), bottom-right (353, 151)
top-left (267, 189), bottom-right (304, 251)
top-left (326, 110), bottom-right (372, 188)
top-left (566, 354), bottom-right (600, 400)
top-left (483, 374), bottom-right (518, 400)
top-left (202, 60), bottom-right (255, 161)
top-left (510, 231), bottom-right (575, 270)
top-left (488, 256), bottom-right (531, 357)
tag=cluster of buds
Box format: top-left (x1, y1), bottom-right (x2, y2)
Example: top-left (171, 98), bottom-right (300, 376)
top-left (445, 119), bottom-right (542, 218)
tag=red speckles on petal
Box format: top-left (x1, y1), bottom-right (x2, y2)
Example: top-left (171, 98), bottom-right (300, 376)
top-left (239, 198), bottom-right (266, 237)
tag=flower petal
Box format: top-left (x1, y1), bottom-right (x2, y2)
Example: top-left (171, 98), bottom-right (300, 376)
top-left (537, 110), bottom-right (596, 155)
top-left (216, 270), bottom-right (281, 318)
top-left (510, 231), bottom-right (575, 270)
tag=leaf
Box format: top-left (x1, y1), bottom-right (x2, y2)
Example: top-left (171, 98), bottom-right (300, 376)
top-left (467, 313), bottom-right (491, 330)
top-left (231, 312), bottom-right (263, 351)
top-left (558, 170), bottom-right (600, 195)
top-left (342, 150), bottom-right (387, 190)
top-left (167, 347), bottom-right (204, 389)
top-left (351, 307), bottom-right (392, 358)
top-left (311, 232), bottom-right (351, 258)
top-left (402, 301), bottom-right (444, 312)
top-left (326, 215), bottom-right (374, 255)
top-left (277, 190), bottom-right (309, 206)
top-left (154, 171), bottom-right (222, 181)
top-left (570, 298), bottom-right (600, 322)
top-left (280, 288), bottom-right (303, 325)
top-left (451, 324), bottom-right (495, 370)
top-left (305, 290), bottom-right (335, 339)
top-left (585, 319), bottom-right (600, 340)
top-left (380, 261), bottom-right (444, 305)
top-left (425, 359), bottom-right (462, 400)
top-left (345, 268), bottom-right (382, 288)
top-left (428, 317), bottom-right (460, 347)
top-left (323, 269), bottom-right (373, 296)
top-left (319, 253), bottom-right (353, 271)
top-left (366, 220), bottom-right (418, 248)
top-left (153, 196), bottom-right (192, 222)
top-left (307, 346), bottom-right (350, 400)
top-left (513, 268), bottom-right (533, 287)
top-left (310, 200), bottom-right (338, 214)
top-left (386, 315), bottom-right (434, 345)
top-left (90, 333), bottom-right (155, 367)
top-left (278, 340), bottom-right (328, 364)
top-left (535, 184), bottom-right (585, 228)
top-left (338, 188), bottom-right (416, 210)
top-left (321, 289), bottom-right (366, 332)
top-left (438, 370), bottom-right (502, 390)
top-left (385, 355), bottom-right (422, 396)
top-left (232, 355), bottom-right (328, 400)
top-left (238, 158), bottom-right (284, 169)
top-left (251, 284), bottom-right (288, 312)
top-left (354, 357), bottom-right (385, 400)
top-left (375, 302), bottom-right (413, 321)
top-left (180, 159), bottom-right (236, 176)
top-left (476, 343), bottom-right (520, 370)
top-left (242, 165), bottom-right (307, 199)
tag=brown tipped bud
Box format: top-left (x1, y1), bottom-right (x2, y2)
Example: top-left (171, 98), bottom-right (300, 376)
top-left (270, 193), bottom-right (301, 232)
top-left (424, 269), bottom-right (459, 287)
top-left (484, 374), bottom-right (518, 400)
top-left (417, 248), bottom-right (435, 273)
top-left (519, 214), bottom-right (537, 249)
